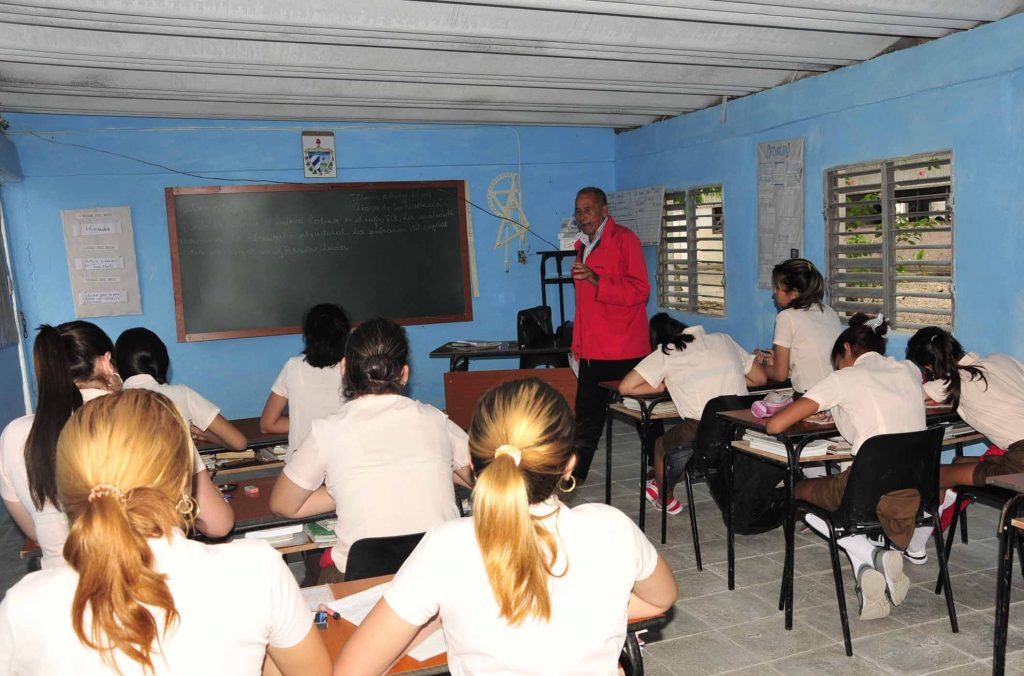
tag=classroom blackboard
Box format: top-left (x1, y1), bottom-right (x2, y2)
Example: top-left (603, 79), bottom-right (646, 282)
top-left (166, 181), bottom-right (472, 341)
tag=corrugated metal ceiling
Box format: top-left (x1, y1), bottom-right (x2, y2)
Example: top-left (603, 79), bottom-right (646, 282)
top-left (0, 0), bottom-right (1020, 128)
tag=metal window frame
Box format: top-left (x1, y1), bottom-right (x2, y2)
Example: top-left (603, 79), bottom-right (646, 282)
top-left (657, 184), bottom-right (726, 317)
top-left (824, 150), bottom-right (954, 331)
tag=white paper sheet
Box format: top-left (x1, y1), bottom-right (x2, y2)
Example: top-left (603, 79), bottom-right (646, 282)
top-left (329, 582), bottom-right (447, 660)
top-left (300, 584), bottom-right (335, 612)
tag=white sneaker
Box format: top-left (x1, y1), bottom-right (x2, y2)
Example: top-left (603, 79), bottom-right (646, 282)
top-left (868, 535), bottom-right (929, 566)
top-left (855, 566), bottom-right (891, 620)
top-left (873, 548), bottom-right (910, 607)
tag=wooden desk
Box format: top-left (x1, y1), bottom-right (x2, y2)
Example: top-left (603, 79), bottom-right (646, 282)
top-left (320, 575), bottom-right (447, 674)
top-left (320, 574), bottom-right (667, 674)
top-left (216, 474), bottom-right (334, 535)
top-left (988, 473), bottom-right (1024, 493)
top-left (196, 416), bottom-right (288, 455)
top-left (717, 406), bottom-right (966, 630)
top-left (443, 367), bottom-right (576, 431)
top-left (430, 341), bottom-right (570, 372)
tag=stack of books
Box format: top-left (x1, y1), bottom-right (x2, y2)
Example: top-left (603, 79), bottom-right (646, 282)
top-left (742, 430), bottom-right (831, 458)
top-left (303, 518), bottom-right (338, 547)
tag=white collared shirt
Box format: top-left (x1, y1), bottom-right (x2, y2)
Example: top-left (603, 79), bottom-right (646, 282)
top-left (271, 355), bottom-right (346, 458)
top-left (773, 304), bottom-right (842, 393)
top-left (284, 393), bottom-right (469, 572)
top-left (633, 326), bottom-right (755, 420)
top-left (384, 497), bottom-right (658, 675)
top-left (803, 351), bottom-right (925, 454)
top-left (923, 352), bottom-right (1024, 450)
top-left (0, 530), bottom-right (311, 674)
top-left (579, 217), bottom-right (608, 262)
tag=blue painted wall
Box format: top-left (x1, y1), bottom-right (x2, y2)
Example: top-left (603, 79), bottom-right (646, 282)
top-left (617, 14), bottom-right (1024, 362)
top-left (0, 118), bottom-right (612, 415)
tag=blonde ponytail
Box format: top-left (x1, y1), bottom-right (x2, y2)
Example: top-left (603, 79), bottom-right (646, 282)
top-left (469, 379), bottom-right (574, 626)
top-left (57, 389), bottom-right (193, 673)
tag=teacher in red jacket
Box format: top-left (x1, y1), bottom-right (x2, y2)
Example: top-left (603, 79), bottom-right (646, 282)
top-left (570, 186), bottom-right (652, 483)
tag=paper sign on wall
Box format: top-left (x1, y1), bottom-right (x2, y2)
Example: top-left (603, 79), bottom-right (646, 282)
top-left (62, 206), bottom-right (142, 318)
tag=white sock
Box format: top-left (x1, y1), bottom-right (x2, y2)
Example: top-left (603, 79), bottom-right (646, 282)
top-left (938, 490), bottom-right (958, 516)
top-left (804, 514), bottom-right (879, 574)
top-left (908, 526), bottom-right (932, 555)
top-left (802, 466), bottom-right (827, 479)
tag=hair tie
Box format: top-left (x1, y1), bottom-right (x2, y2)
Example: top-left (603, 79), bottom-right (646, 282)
top-left (494, 444), bottom-right (522, 466)
top-left (865, 314), bottom-right (885, 330)
top-left (88, 483), bottom-right (126, 504)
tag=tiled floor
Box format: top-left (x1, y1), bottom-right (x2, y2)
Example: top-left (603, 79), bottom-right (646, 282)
top-left (2, 423), bottom-right (1023, 674)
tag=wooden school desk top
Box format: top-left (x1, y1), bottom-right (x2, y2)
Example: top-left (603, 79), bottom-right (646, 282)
top-left (195, 416), bottom-right (288, 454)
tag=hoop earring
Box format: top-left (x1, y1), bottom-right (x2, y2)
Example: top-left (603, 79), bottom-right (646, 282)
top-left (176, 494), bottom-right (199, 529)
top-left (558, 475), bottom-right (576, 494)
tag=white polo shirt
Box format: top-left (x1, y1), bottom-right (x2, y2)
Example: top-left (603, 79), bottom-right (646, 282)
top-left (284, 393), bottom-right (469, 572)
top-left (773, 305), bottom-right (841, 393)
top-left (271, 355), bottom-right (346, 458)
top-left (923, 352), bottom-right (1024, 450)
top-left (384, 498), bottom-right (659, 676)
top-left (0, 388), bottom-right (106, 569)
top-left (803, 351), bottom-right (926, 454)
top-left (123, 373), bottom-right (220, 431)
top-left (0, 531), bottom-right (311, 674)
top-left (633, 326), bottom-right (754, 420)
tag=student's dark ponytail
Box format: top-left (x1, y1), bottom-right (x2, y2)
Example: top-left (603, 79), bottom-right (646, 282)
top-left (906, 327), bottom-right (986, 408)
top-left (649, 312), bottom-right (695, 355)
top-left (25, 322), bottom-right (114, 510)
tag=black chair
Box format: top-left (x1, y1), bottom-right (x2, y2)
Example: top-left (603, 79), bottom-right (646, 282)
top-left (936, 483), bottom-right (1024, 595)
top-left (658, 393), bottom-right (764, 565)
top-left (793, 427), bottom-right (958, 656)
top-left (344, 532), bottom-right (426, 582)
top-left (994, 493), bottom-right (1024, 675)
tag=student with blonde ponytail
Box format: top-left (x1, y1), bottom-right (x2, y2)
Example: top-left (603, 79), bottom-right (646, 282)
top-left (335, 379), bottom-right (677, 675)
top-left (0, 390), bottom-right (330, 675)
top-left (0, 322), bottom-right (232, 570)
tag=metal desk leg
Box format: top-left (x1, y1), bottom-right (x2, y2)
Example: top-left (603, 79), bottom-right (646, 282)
top-left (450, 356), bottom-right (470, 371)
top-left (955, 442), bottom-right (968, 544)
top-left (781, 437), bottom-right (802, 629)
top-left (725, 424), bottom-right (738, 590)
top-left (605, 408), bottom-right (614, 505)
top-left (638, 404), bottom-right (653, 532)
top-left (994, 495), bottom-right (1024, 674)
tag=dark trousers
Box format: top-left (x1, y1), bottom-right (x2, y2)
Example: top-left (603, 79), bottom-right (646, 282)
top-left (572, 357), bottom-right (662, 482)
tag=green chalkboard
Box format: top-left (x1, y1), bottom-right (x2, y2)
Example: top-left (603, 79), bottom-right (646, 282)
top-left (166, 181), bottom-right (472, 341)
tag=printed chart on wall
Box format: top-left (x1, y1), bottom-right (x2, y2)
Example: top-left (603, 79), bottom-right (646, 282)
top-left (608, 186), bottom-right (665, 245)
top-left (61, 206), bottom-right (142, 317)
top-left (757, 139), bottom-right (804, 288)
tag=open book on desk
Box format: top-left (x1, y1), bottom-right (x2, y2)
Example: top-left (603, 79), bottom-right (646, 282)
top-left (448, 340), bottom-right (503, 350)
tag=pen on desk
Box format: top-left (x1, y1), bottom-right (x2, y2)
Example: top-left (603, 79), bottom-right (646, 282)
top-left (318, 603), bottom-right (341, 620)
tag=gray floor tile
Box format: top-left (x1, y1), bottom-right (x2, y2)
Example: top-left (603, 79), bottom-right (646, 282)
top-left (684, 588), bottom-right (780, 629)
top-left (852, 626), bottom-right (975, 674)
top-left (917, 610), bottom-right (1024, 660)
top-left (770, 643), bottom-right (883, 675)
top-left (644, 630), bottom-right (761, 675)
top-left (720, 616), bottom-right (836, 662)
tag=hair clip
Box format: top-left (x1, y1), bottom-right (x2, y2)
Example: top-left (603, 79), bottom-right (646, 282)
top-left (88, 483), bottom-right (126, 504)
top-left (865, 314), bottom-right (885, 330)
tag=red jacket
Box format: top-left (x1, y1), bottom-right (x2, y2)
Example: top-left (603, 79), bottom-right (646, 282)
top-left (572, 217), bottom-right (651, 361)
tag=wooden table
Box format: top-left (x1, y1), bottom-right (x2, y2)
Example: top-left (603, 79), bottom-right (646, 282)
top-left (196, 416), bottom-right (288, 455)
top-left (216, 474), bottom-right (334, 536)
top-left (717, 406), bottom-right (965, 630)
top-left (320, 574), bottom-right (667, 674)
top-left (430, 341), bottom-right (570, 372)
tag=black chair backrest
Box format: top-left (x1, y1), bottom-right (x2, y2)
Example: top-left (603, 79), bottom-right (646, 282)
top-left (830, 426), bottom-right (945, 527)
top-left (693, 393), bottom-right (765, 468)
top-left (344, 532), bottom-right (426, 582)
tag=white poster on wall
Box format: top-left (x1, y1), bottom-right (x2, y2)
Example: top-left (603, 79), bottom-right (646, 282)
top-left (607, 186), bottom-right (666, 246)
top-left (757, 139), bottom-right (804, 288)
top-left (61, 206), bottom-right (142, 318)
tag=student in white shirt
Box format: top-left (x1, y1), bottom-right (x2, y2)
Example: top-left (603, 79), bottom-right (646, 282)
top-left (270, 317), bottom-right (473, 581)
top-left (767, 314), bottom-right (924, 621)
top-left (619, 313), bottom-right (767, 514)
top-left (0, 322), bottom-right (232, 569)
top-left (760, 258), bottom-right (842, 393)
top-left (261, 303), bottom-right (350, 459)
top-left (907, 326), bottom-right (1024, 487)
top-left (116, 327), bottom-right (247, 451)
top-left (335, 378), bottom-right (678, 676)
top-left (0, 389), bottom-right (330, 675)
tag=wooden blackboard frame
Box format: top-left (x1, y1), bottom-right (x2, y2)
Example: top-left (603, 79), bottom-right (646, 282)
top-left (166, 180), bottom-right (473, 342)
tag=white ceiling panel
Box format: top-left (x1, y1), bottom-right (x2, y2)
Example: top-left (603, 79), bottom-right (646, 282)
top-left (0, 0), bottom-right (1020, 127)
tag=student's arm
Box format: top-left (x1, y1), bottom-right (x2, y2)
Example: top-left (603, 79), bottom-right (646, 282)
top-left (3, 499), bottom-right (36, 541)
top-left (619, 369), bottom-right (665, 396)
top-left (270, 474), bottom-right (335, 519)
top-left (454, 466), bottom-right (474, 489)
top-left (265, 626), bottom-right (331, 676)
top-left (333, 599), bottom-right (423, 676)
top-left (192, 468), bottom-right (234, 537)
top-left (761, 344), bottom-right (791, 383)
top-left (260, 392), bottom-right (290, 435)
top-left (628, 555), bottom-right (677, 619)
top-left (745, 360), bottom-right (768, 388)
top-left (197, 414), bottom-right (247, 451)
top-left (764, 397), bottom-right (820, 435)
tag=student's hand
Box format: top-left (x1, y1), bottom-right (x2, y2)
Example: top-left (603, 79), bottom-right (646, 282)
top-left (571, 262), bottom-right (599, 286)
top-left (755, 349), bottom-right (774, 367)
